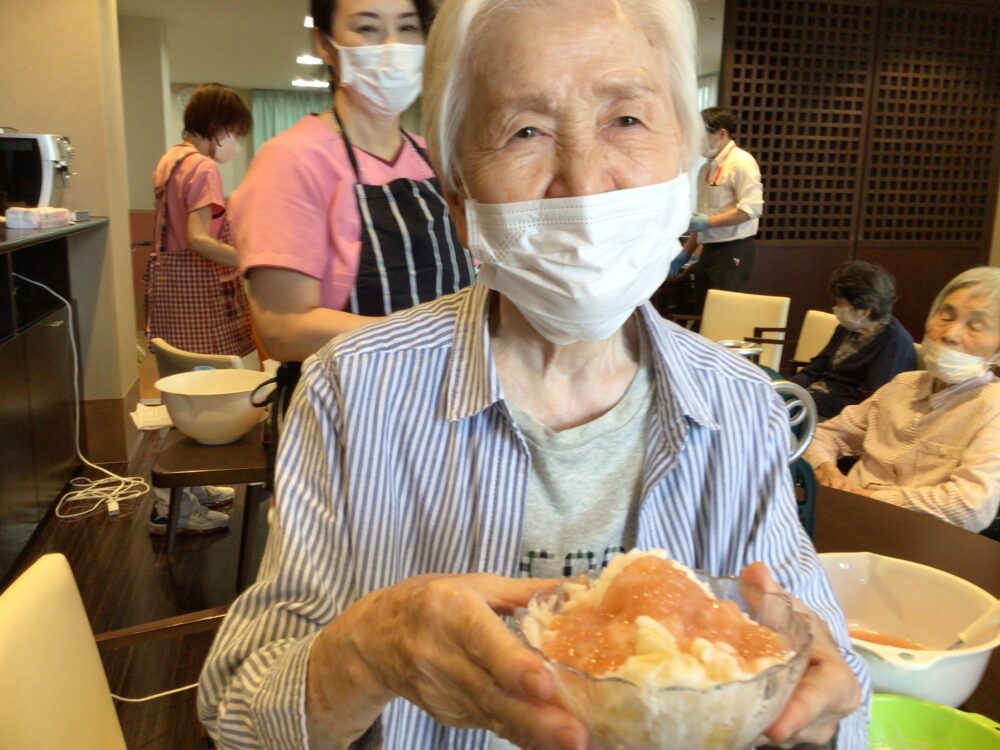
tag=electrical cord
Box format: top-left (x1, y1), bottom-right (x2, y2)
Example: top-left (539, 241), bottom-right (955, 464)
top-left (111, 682), bottom-right (198, 703)
top-left (12, 273), bottom-right (150, 518)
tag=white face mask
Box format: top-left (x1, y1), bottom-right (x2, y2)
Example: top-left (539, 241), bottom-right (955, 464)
top-left (331, 40), bottom-right (424, 118)
top-left (921, 337), bottom-right (993, 384)
top-left (213, 132), bottom-right (240, 164)
top-left (466, 176), bottom-right (690, 345)
top-left (833, 304), bottom-right (866, 332)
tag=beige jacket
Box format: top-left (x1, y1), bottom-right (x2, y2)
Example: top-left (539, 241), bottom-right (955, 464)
top-left (806, 370), bottom-right (1000, 532)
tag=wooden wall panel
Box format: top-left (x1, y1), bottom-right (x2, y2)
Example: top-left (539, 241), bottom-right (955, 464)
top-left (722, 0), bottom-right (879, 245)
top-left (861, 1), bottom-right (1000, 247)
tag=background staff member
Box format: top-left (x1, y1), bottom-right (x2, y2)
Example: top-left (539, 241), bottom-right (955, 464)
top-left (682, 106), bottom-right (763, 313)
top-left (231, 0), bottom-right (475, 465)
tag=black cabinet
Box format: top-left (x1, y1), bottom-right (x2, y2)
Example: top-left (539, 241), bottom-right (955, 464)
top-left (0, 306), bottom-right (77, 580)
top-left (0, 334), bottom-right (36, 578)
top-left (0, 222), bottom-right (92, 583)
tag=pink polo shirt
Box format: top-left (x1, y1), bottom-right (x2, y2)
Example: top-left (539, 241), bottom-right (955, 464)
top-left (153, 143), bottom-right (226, 252)
top-left (230, 114), bottom-right (436, 311)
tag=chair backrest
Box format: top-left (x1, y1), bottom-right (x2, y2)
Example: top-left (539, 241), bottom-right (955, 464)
top-left (793, 309), bottom-right (839, 364)
top-left (0, 554), bottom-right (127, 750)
top-left (151, 336), bottom-right (244, 378)
top-left (700, 289), bottom-right (791, 370)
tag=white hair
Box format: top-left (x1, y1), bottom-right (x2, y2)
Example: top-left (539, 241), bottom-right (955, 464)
top-left (926, 265), bottom-right (1000, 330)
top-left (422, 0), bottom-right (701, 192)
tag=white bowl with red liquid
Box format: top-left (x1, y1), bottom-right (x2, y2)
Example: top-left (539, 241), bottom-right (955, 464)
top-left (820, 552), bottom-right (1000, 707)
top-left (515, 573), bottom-right (812, 750)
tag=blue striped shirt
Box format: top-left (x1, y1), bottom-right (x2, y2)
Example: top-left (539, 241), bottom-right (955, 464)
top-left (199, 283), bottom-right (871, 749)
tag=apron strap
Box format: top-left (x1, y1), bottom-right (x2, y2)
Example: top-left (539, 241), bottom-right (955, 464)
top-left (154, 148), bottom-right (197, 254)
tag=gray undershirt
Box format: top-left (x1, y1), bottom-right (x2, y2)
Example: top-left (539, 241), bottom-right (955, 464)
top-left (488, 336), bottom-right (655, 750)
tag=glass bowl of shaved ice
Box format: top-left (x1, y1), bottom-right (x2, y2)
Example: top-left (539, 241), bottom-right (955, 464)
top-left (515, 549), bottom-right (812, 750)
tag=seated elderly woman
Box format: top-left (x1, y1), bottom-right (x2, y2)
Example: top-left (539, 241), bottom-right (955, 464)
top-left (791, 260), bottom-right (915, 420)
top-left (198, 1), bottom-right (868, 748)
top-left (807, 266), bottom-right (1000, 533)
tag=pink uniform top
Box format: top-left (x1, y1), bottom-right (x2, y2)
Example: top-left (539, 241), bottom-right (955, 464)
top-left (230, 114), bottom-right (436, 311)
top-left (153, 143), bottom-right (226, 252)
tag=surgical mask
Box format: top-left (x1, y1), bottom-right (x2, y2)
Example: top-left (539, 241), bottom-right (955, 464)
top-left (330, 39), bottom-right (424, 118)
top-left (833, 304), bottom-right (866, 332)
top-left (213, 133), bottom-right (240, 164)
top-left (465, 175), bottom-right (690, 345)
top-left (921, 337), bottom-right (993, 384)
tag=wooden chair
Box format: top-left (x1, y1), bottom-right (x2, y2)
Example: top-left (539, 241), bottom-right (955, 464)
top-left (0, 553), bottom-right (225, 750)
top-left (672, 289), bottom-right (791, 371)
top-left (151, 336), bottom-right (244, 379)
top-left (787, 309), bottom-right (839, 374)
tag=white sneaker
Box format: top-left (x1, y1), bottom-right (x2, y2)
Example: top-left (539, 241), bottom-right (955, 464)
top-left (153, 485), bottom-right (234, 510)
top-left (149, 489), bottom-right (230, 535)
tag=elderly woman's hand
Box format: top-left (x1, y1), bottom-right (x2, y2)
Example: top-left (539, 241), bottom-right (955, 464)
top-left (307, 573), bottom-right (588, 750)
top-left (813, 461), bottom-right (853, 491)
top-left (740, 563), bottom-right (861, 747)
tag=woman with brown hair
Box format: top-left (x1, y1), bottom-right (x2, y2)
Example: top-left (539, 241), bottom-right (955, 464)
top-left (147, 82), bottom-right (255, 535)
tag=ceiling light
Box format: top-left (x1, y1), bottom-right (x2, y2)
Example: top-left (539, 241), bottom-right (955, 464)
top-left (297, 54), bottom-right (323, 65)
top-left (304, 15), bottom-right (314, 28)
top-left (292, 78), bottom-right (329, 88)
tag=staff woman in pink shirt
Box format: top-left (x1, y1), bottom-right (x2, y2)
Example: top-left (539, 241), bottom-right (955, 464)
top-left (147, 83), bottom-right (254, 360)
top-left (231, 0), bottom-right (474, 431)
top-left (147, 83), bottom-right (255, 536)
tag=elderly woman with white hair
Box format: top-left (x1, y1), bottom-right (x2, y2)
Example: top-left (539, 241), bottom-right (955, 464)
top-left (198, 0), bottom-right (868, 748)
top-left (808, 266), bottom-right (1000, 533)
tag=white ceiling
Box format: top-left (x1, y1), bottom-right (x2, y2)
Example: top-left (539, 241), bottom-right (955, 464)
top-left (117, 0), bottom-right (725, 92)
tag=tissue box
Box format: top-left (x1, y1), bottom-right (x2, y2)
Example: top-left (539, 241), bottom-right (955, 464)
top-left (5, 207), bottom-right (71, 229)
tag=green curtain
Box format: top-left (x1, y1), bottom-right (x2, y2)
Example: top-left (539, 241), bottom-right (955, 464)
top-left (251, 89), bottom-right (332, 154)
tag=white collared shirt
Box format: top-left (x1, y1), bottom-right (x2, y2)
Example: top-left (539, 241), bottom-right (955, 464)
top-left (695, 140), bottom-right (764, 244)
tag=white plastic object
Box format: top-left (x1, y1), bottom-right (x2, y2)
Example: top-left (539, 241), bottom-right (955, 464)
top-left (819, 552), bottom-right (1000, 707)
top-left (155, 369), bottom-right (273, 445)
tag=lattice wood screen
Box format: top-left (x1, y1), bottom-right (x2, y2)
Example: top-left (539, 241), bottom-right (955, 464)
top-left (861, 1), bottom-right (1000, 245)
top-left (721, 0), bottom-right (1000, 251)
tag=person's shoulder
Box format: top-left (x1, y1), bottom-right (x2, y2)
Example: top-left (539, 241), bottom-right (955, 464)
top-left (886, 316), bottom-right (915, 342)
top-left (647, 312), bottom-right (773, 388)
top-left (885, 369), bottom-right (925, 391)
top-left (256, 115), bottom-right (342, 161)
top-left (315, 288), bottom-right (472, 366)
top-left (732, 143), bottom-right (760, 168)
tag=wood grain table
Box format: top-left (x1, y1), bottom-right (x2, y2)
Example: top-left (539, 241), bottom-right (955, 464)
top-left (151, 425), bottom-right (269, 590)
top-left (813, 485), bottom-right (1000, 721)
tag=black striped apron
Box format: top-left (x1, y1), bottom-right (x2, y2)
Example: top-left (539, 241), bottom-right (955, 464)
top-left (261, 113), bottom-right (474, 488)
top-left (333, 107), bottom-right (474, 315)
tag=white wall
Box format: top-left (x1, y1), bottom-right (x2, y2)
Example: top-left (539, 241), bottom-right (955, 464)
top-left (0, 0), bottom-right (137, 405)
top-left (118, 16), bottom-right (170, 211)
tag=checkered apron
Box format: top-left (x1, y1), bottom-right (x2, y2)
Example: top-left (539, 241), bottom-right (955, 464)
top-left (145, 152), bottom-right (254, 356)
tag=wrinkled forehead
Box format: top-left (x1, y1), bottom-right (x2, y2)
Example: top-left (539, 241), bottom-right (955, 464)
top-left (463, 2), bottom-right (671, 113)
top-left (935, 285), bottom-right (1000, 322)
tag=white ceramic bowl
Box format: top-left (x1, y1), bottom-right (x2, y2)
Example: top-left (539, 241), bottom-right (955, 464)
top-left (516, 574), bottom-right (812, 750)
top-left (155, 369), bottom-right (272, 445)
top-left (819, 552), bottom-right (1000, 707)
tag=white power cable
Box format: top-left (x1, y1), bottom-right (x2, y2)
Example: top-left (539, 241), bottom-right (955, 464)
top-left (12, 274), bottom-right (150, 518)
top-left (111, 682), bottom-right (198, 703)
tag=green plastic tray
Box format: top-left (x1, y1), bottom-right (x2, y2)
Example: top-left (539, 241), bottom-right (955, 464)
top-left (870, 694), bottom-right (1000, 750)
